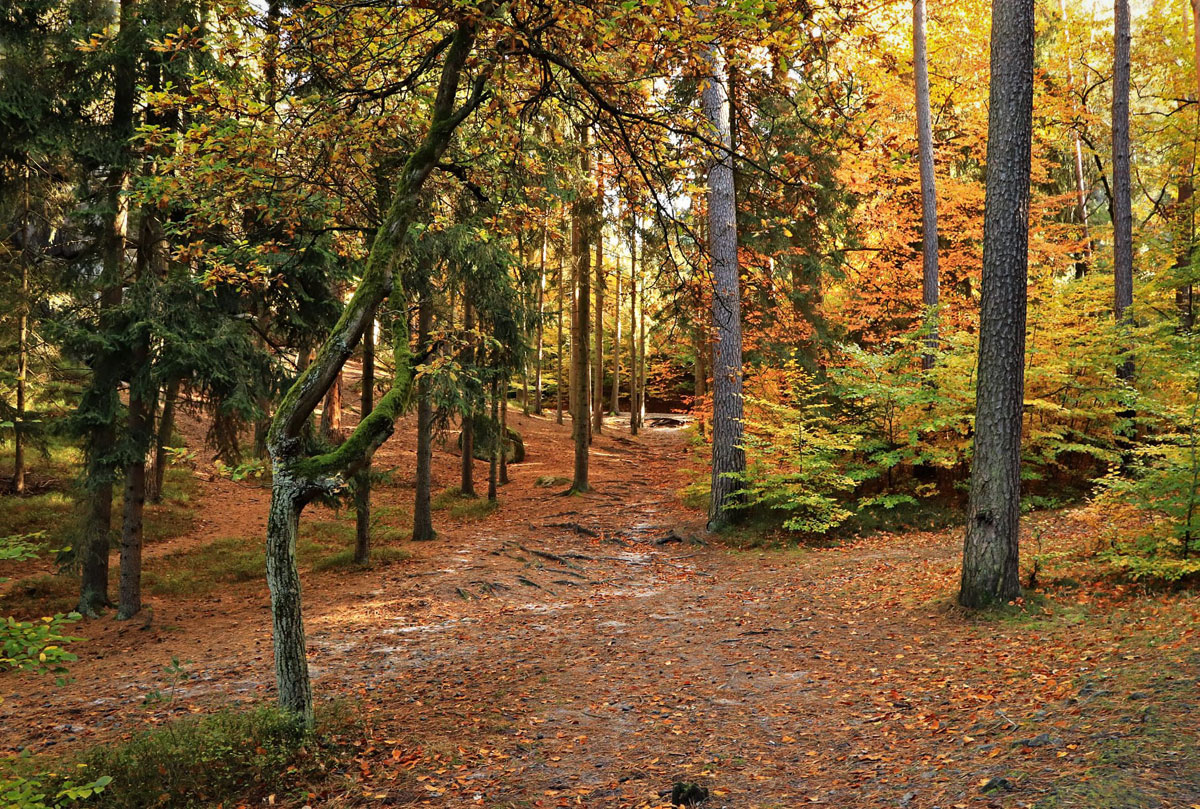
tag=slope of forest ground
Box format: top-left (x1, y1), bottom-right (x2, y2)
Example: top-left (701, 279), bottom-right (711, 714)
top-left (1, 413), bottom-right (1198, 809)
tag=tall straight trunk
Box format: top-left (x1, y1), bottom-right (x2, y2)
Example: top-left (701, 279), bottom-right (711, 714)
top-left (1112, 0), bottom-right (1134, 382)
top-left (960, 0), bottom-right (1035, 609)
top-left (412, 298), bottom-right (435, 541)
top-left (488, 375), bottom-right (500, 501)
top-left (79, 0), bottom-right (139, 616)
top-left (1182, 0), bottom-right (1200, 327)
top-left (500, 377), bottom-right (510, 485)
top-left (571, 122), bottom-right (593, 492)
top-left (1060, 0), bottom-right (1094, 277)
top-left (703, 39), bottom-right (746, 531)
top-left (638, 270), bottom-right (647, 430)
top-left (535, 227), bottom-right (547, 414)
top-left (593, 226), bottom-right (605, 434)
top-left (461, 299), bottom-right (477, 496)
top-left (117, 204), bottom-right (165, 621)
top-left (629, 228), bottom-right (639, 436)
top-left (914, 0), bottom-right (939, 369)
top-left (355, 311), bottom-right (377, 560)
top-left (117, 369), bottom-right (151, 620)
top-left (1176, 179), bottom-right (1195, 331)
top-left (147, 376), bottom-right (179, 503)
top-left (14, 233), bottom-right (28, 496)
top-left (264, 19), bottom-right (481, 723)
top-left (610, 259), bottom-right (622, 414)
top-left (556, 250), bottom-right (565, 425)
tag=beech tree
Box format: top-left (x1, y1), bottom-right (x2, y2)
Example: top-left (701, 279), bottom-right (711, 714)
top-left (959, 0), bottom-right (1035, 608)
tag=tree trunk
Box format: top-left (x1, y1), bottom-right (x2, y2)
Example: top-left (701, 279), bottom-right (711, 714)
top-left (571, 122), bottom-right (593, 492)
top-left (638, 270), bottom-right (647, 430)
top-left (117, 376), bottom-right (151, 621)
top-left (79, 0), bottom-right (139, 616)
top-left (629, 226), bottom-right (639, 436)
top-left (14, 237), bottom-right (28, 496)
top-left (960, 0), bottom-right (1035, 609)
top-left (147, 376), bottom-right (179, 504)
top-left (354, 311), bottom-right (376, 561)
top-left (1060, 0), bottom-right (1094, 278)
top-left (556, 247), bottom-right (565, 425)
top-left (593, 225), bottom-right (605, 435)
top-left (535, 226), bottom-right (546, 414)
top-left (610, 258), bottom-right (622, 415)
top-left (461, 299), bottom-right (477, 497)
top-left (412, 298), bottom-right (436, 541)
top-left (264, 19), bottom-right (481, 723)
top-left (1112, 0), bottom-right (1134, 382)
top-left (265, 482), bottom-right (312, 723)
top-left (488, 375), bottom-right (499, 502)
top-left (703, 39), bottom-right (746, 531)
top-left (500, 377), bottom-right (510, 486)
top-left (319, 373), bottom-right (343, 439)
top-left (914, 0), bottom-right (940, 369)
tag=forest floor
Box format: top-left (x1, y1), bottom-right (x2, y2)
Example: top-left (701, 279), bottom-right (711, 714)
top-left (1, 407), bottom-right (1199, 809)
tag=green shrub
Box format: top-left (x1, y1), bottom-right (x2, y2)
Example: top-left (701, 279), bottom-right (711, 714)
top-left (61, 707), bottom-right (352, 809)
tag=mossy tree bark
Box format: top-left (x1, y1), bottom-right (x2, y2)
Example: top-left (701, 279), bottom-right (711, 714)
top-left (264, 20), bottom-right (485, 723)
top-left (960, 0), bottom-right (1034, 609)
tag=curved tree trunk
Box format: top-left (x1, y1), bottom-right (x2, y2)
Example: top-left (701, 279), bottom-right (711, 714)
top-left (703, 39), bottom-right (746, 531)
top-left (914, 0), bottom-right (939, 369)
top-left (264, 20), bottom-right (482, 723)
top-left (960, 0), bottom-right (1035, 608)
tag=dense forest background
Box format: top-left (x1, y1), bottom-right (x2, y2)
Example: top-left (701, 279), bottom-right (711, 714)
top-left (2, 0), bottom-right (1199, 807)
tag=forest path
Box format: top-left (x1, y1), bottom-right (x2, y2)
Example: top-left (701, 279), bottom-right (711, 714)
top-left (2, 409), bottom-right (1197, 809)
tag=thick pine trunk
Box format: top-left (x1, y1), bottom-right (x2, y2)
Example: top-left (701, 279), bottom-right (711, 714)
top-left (703, 41), bottom-right (746, 531)
top-left (571, 124), bottom-right (593, 492)
top-left (914, 0), bottom-right (939, 369)
top-left (960, 0), bottom-right (1034, 608)
top-left (412, 298), bottom-right (435, 541)
top-left (79, 0), bottom-right (139, 616)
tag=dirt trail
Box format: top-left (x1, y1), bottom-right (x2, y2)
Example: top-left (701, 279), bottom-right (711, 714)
top-left (2, 411), bottom-right (1197, 808)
